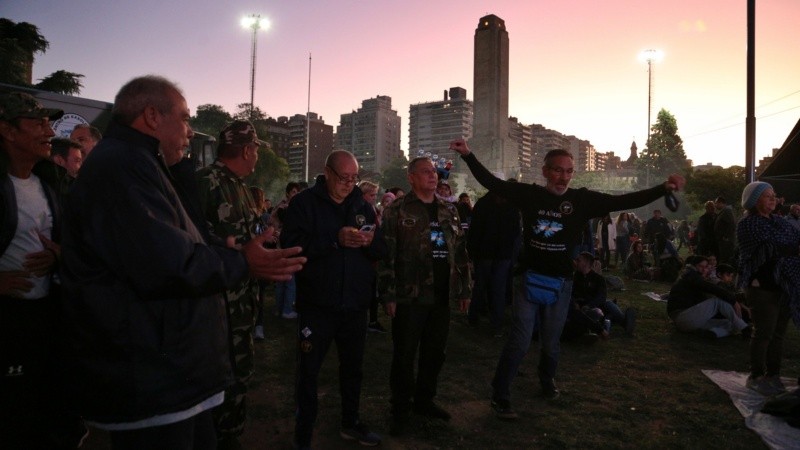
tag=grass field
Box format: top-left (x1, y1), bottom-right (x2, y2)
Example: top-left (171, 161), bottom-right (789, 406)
top-left (83, 264), bottom-right (800, 449)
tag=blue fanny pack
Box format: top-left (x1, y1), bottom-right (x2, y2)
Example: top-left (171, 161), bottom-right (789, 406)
top-left (523, 271), bottom-right (565, 305)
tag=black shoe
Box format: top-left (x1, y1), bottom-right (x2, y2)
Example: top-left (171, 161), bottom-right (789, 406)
top-left (413, 401), bottom-right (451, 420)
top-left (541, 379), bottom-right (561, 400)
top-left (340, 421), bottom-right (381, 446)
top-left (624, 308), bottom-right (637, 336)
top-left (491, 399), bottom-right (519, 420)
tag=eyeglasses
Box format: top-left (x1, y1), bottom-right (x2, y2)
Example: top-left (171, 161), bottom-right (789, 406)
top-left (327, 165), bottom-right (360, 184)
top-left (546, 166), bottom-right (575, 175)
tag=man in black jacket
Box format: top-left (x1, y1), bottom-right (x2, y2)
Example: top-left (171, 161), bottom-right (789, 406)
top-left (667, 255), bottom-right (748, 338)
top-left (60, 76), bottom-right (305, 449)
top-left (281, 150), bottom-right (387, 449)
top-left (0, 92), bottom-right (87, 449)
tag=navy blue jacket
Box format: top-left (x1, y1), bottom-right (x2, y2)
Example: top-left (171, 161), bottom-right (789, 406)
top-left (281, 175), bottom-right (387, 311)
top-left (60, 122), bottom-right (247, 423)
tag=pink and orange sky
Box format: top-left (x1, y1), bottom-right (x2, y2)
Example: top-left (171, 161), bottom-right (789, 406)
top-left (4, 0), bottom-right (799, 168)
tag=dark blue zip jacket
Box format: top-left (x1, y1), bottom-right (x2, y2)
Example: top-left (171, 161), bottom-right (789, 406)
top-left (281, 175), bottom-right (387, 311)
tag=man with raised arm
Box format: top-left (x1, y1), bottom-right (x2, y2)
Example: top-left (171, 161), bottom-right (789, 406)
top-left (450, 138), bottom-right (684, 420)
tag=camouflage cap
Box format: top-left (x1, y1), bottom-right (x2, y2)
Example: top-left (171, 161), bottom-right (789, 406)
top-left (0, 92), bottom-right (64, 122)
top-left (219, 120), bottom-right (259, 147)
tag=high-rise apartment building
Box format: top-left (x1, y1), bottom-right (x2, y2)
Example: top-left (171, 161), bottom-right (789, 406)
top-left (336, 96), bottom-right (402, 175)
top-left (469, 14), bottom-right (519, 180)
top-left (409, 87), bottom-right (473, 165)
top-left (285, 112), bottom-right (334, 181)
top-left (508, 117), bottom-right (533, 182)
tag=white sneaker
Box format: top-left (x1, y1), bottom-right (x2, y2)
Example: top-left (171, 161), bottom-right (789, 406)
top-left (253, 325), bottom-right (265, 340)
top-left (282, 312), bottom-right (298, 319)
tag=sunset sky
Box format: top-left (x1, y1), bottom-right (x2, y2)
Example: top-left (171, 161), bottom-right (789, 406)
top-left (4, 0), bottom-right (799, 168)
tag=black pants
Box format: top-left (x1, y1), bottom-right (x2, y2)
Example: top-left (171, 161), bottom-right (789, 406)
top-left (390, 301), bottom-right (450, 414)
top-left (294, 307), bottom-right (367, 446)
top-left (747, 287), bottom-right (791, 377)
top-left (1, 294), bottom-right (84, 450)
top-left (109, 410), bottom-right (216, 450)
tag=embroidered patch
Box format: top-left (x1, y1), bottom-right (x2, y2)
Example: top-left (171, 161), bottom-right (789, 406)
top-left (300, 340), bottom-right (313, 353)
top-left (301, 327), bottom-right (312, 337)
top-left (402, 218), bottom-right (417, 227)
top-left (355, 214), bottom-right (366, 227)
top-left (559, 201), bottom-right (574, 215)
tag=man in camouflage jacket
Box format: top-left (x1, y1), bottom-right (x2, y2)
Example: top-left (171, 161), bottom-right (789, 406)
top-left (195, 120), bottom-right (263, 447)
top-left (380, 156), bottom-right (471, 435)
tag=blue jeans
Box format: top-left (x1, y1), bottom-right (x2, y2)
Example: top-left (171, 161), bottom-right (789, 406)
top-left (491, 273), bottom-right (573, 402)
top-left (469, 259), bottom-right (512, 331)
top-left (274, 276), bottom-right (296, 316)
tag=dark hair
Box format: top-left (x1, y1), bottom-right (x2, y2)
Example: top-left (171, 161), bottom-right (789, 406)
top-left (50, 137), bottom-right (82, 159)
top-left (408, 156), bottom-right (433, 174)
top-left (575, 251), bottom-right (594, 264)
top-left (716, 263), bottom-right (735, 276)
top-left (71, 123), bottom-right (102, 141)
top-left (715, 196), bottom-right (727, 204)
top-left (686, 255), bottom-right (708, 266)
top-left (285, 181), bottom-right (302, 195)
top-left (458, 192), bottom-right (470, 200)
top-left (387, 186), bottom-right (404, 195)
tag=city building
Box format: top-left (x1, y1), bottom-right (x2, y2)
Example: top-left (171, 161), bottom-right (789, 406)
top-left (508, 117), bottom-right (533, 182)
top-left (469, 14), bottom-right (519, 180)
top-left (336, 95), bottom-right (402, 176)
top-left (285, 113), bottom-right (334, 181)
top-left (409, 87), bottom-right (473, 165)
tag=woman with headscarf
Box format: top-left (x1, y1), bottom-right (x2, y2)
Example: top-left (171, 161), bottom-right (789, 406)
top-left (737, 182), bottom-right (800, 396)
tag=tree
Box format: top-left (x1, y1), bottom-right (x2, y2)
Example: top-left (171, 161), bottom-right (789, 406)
top-left (250, 147), bottom-right (291, 204)
top-left (685, 166), bottom-right (746, 213)
top-left (34, 70), bottom-right (84, 95)
top-left (570, 170), bottom-right (635, 193)
top-left (233, 103), bottom-right (268, 122)
top-left (0, 19), bottom-right (84, 94)
top-left (635, 109), bottom-right (689, 188)
top-left (379, 156), bottom-right (411, 194)
top-left (190, 104), bottom-right (232, 136)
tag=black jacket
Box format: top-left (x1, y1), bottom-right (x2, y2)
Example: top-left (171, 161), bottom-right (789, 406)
top-left (667, 266), bottom-right (735, 314)
top-left (281, 175), bottom-right (387, 311)
top-left (60, 122), bottom-right (248, 423)
top-left (466, 192), bottom-right (520, 260)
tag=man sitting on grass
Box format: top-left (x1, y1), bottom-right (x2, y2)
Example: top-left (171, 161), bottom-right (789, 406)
top-left (572, 252), bottom-right (636, 337)
top-left (667, 255), bottom-right (750, 338)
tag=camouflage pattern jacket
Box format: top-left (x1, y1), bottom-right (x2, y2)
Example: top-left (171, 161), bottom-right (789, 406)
top-left (379, 191), bottom-right (471, 306)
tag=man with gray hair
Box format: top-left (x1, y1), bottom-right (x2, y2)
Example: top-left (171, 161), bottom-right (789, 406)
top-left (60, 75), bottom-right (306, 449)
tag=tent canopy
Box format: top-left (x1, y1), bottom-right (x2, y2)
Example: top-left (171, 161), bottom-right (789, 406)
top-left (760, 118), bottom-right (800, 203)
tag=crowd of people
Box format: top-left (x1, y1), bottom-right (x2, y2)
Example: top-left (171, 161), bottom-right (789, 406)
top-left (1, 77), bottom-right (799, 450)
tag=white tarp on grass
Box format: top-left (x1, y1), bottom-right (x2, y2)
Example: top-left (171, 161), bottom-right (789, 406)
top-left (703, 370), bottom-right (800, 450)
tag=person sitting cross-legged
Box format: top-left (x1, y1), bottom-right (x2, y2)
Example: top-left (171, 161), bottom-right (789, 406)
top-left (667, 255), bottom-right (750, 338)
top-left (572, 252), bottom-right (636, 336)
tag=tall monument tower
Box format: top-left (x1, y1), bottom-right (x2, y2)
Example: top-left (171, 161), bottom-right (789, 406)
top-left (469, 14), bottom-right (519, 179)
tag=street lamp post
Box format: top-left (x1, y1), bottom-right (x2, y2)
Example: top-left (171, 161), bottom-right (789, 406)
top-left (638, 48), bottom-right (663, 186)
top-left (241, 14), bottom-right (270, 120)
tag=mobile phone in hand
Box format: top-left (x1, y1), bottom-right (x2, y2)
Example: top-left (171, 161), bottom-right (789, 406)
top-left (359, 224), bottom-right (375, 232)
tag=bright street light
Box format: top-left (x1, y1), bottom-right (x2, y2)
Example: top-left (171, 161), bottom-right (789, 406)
top-left (638, 49), bottom-right (664, 145)
top-left (241, 14), bottom-right (270, 120)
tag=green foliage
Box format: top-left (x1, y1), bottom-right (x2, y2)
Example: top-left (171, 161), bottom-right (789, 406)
top-left (233, 102), bottom-right (268, 122)
top-left (34, 70), bottom-right (84, 95)
top-left (378, 156), bottom-right (411, 193)
top-left (189, 104), bottom-right (232, 137)
top-left (189, 103), bottom-right (289, 202)
top-left (0, 19), bottom-right (83, 94)
top-left (571, 170), bottom-right (635, 193)
top-left (685, 166), bottom-right (746, 212)
top-left (636, 109), bottom-right (689, 188)
top-left (250, 147), bottom-right (291, 204)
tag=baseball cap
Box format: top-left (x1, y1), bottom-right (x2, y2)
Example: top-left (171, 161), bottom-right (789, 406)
top-left (219, 120), bottom-right (260, 147)
top-left (0, 92), bottom-right (64, 122)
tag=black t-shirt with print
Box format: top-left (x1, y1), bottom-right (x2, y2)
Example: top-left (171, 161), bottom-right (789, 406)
top-left (461, 153), bottom-right (668, 278)
top-left (426, 202), bottom-right (450, 302)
